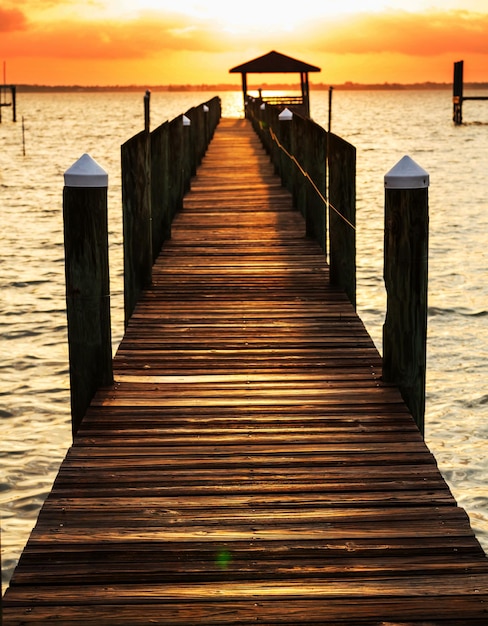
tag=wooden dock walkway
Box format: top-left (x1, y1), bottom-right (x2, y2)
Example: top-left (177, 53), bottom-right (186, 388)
top-left (3, 118), bottom-right (488, 624)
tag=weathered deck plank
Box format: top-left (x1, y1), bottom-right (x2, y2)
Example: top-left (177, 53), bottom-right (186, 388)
top-left (3, 118), bottom-right (488, 624)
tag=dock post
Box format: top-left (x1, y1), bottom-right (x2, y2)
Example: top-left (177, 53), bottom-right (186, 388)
top-left (328, 133), bottom-right (356, 308)
top-left (182, 114), bottom-right (192, 192)
top-left (12, 85), bottom-right (16, 123)
top-left (328, 85), bottom-right (333, 132)
top-left (63, 155), bottom-right (113, 437)
top-left (121, 130), bottom-right (152, 327)
top-left (144, 89), bottom-right (150, 132)
top-left (203, 103), bottom-right (210, 150)
top-left (293, 115), bottom-right (308, 221)
top-left (383, 156), bottom-right (429, 434)
top-left (278, 108), bottom-right (293, 190)
top-left (304, 118), bottom-right (327, 254)
top-left (453, 61), bottom-right (463, 124)
top-left (150, 121), bottom-right (170, 261)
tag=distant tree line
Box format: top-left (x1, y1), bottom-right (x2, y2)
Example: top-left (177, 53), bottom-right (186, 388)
top-left (14, 82), bottom-right (488, 93)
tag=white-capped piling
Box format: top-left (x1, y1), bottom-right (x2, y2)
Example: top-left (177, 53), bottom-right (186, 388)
top-left (383, 155), bottom-right (429, 434)
top-left (278, 108), bottom-right (293, 187)
top-left (182, 113), bottom-right (193, 193)
top-left (63, 154), bottom-right (113, 437)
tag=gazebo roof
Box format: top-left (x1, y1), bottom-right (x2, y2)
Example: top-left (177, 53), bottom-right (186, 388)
top-left (229, 50), bottom-right (321, 75)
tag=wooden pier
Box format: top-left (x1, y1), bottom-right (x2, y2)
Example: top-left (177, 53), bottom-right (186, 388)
top-left (3, 116), bottom-right (488, 624)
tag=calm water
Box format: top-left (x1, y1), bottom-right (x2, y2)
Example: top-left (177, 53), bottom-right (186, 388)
top-left (1, 90), bottom-right (487, 591)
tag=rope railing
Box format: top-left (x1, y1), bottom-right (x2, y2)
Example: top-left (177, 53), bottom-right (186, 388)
top-left (246, 98), bottom-right (356, 310)
top-left (268, 126), bottom-right (356, 232)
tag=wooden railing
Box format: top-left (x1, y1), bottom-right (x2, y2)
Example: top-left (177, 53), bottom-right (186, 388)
top-left (245, 97), bottom-right (429, 434)
top-left (261, 96), bottom-right (303, 106)
top-left (121, 97), bottom-right (221, 327)
top-left (62, 96), bottom-right (221, 435)
top-left (245, 97), bottom-right (357, 308)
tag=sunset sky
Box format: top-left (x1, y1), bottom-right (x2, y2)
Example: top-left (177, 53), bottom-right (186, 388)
top-left (1, 0), bottom-right (487, 86)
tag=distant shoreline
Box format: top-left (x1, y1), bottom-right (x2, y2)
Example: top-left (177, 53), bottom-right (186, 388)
top-left (11, 82), bottom-right (488, 93)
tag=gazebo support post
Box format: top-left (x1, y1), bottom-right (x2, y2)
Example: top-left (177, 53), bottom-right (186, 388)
top-left (301, 72), bottom-right (310, 117)
top-left (241, 73), bottom-right (248, 112)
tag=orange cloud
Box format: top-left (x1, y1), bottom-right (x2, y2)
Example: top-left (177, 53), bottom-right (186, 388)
top-left (0, 7), bottom-right (28, 32)
top-left (302, 10), bottom-right (488, 56)
top-left (4, 8), bottom-right (487, 62)
top-left (2, 11), bottom-right (234, 60)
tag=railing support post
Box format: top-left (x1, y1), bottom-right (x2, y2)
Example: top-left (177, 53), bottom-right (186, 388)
top-left (121, 130), bottom-right (152, 327)
top-left (63, 154), bottom-right (113, 437)
top-left (278, 108), bottom-right (293, 189)
top-left (328, 133), bottom-right (356, 308)
top-left (383, 155), bottom-right (429, 435)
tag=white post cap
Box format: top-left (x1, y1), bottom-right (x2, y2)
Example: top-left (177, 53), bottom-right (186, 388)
top-left (182, 114), bottom-right (191, 126)
top-left (384, 155), bottom-right (429, 189)
top-left (279, 108), bottom-right (293, 121)
top-left (203, 104), bottom-right (209, 113)
top-left (260, 103), bottom-right (266, 110)
top-left (64, 153), bottom-right (108, 188)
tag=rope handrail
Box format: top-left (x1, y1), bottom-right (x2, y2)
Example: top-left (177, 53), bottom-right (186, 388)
top-left (267, 125), bottom-right (356, 232)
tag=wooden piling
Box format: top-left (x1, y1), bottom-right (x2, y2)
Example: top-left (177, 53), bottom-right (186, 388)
top-left (144, 90), bottom-right (151, 132)
top-left (304, 117), bottom-right (327, 253)
top-left (328, 132), bottom-right (356, 309)
top-left (328, 85), bottom-right (333, 132)
top-left (278, 108), bottom-right (293, 189)
top-left (453, 61), bottom-right (464, 124)
top-left (167, 116), bottom-right (185, 218)
top-left (121, 130), bottom-right (152, 328)
top-left (63, 154), bottom-right (113, 437)
top-left (12, 85), bottom-right (16, 122)
top-left (21, 116), bottom-right (26, 156)
top-left (383, 156), bottom-right (429, 434)
top-left (182, 114), bottom-right (193, 193)
top-left (203, 103), bottom-right (210, 150)
top-left (150, 121), bottom-right (170, 261)
top-left (290, 114), bottom-right (308, 220)
top-left (186, 106), bottom-right (205, 170)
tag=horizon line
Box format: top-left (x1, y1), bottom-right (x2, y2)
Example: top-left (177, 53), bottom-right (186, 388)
top-left (8, 80), bottom-right (488, 92)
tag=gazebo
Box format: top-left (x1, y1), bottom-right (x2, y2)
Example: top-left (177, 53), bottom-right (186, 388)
top-left (229, 50), bottom-right (321, 118)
